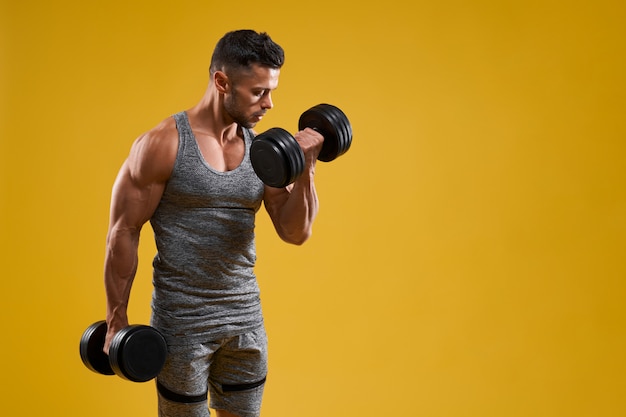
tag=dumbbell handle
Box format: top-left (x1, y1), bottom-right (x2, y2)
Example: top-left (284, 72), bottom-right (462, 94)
top-left (298, 104), bottom-right (352, 162)
top-left (250, 128), bottom-right (304, 188)
top-left (250, 104), bottom-right (352, 188)
top-left (80, 320), bottom-right (167, 383)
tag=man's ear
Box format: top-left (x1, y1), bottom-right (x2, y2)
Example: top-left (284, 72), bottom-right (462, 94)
top-left (214, 70), bottom-right (230, 93)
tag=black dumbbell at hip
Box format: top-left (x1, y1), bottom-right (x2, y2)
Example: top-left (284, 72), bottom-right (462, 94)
top-left (79, 320), bottom-right (167, 383)
top-left (251, 103), bottom-right (352, 188)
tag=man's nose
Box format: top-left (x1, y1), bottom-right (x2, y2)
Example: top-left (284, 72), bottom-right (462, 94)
top-left (261, 92), bottom-right (273, 110)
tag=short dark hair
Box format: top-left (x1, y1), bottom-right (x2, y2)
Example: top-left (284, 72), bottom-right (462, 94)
top-left (209, 30), bottom-right (285, 77)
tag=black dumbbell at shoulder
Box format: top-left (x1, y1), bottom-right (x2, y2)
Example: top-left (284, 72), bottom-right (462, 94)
top-left (251, 103), bottom-right (352, 188)
top-left (80, 320), bottom-right (167, 383)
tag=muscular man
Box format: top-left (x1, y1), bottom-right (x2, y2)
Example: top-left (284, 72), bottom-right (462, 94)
top-left (103, 30), bottom-right (323, 417)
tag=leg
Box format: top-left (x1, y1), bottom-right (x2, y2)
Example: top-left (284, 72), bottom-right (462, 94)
top-left (157, 341), bottom-right (220, 417)
top-left (208, 326), bottom-right (268, 417)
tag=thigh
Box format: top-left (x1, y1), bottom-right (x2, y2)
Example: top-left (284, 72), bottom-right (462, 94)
top-left (159, 342), bottom-right (219, 396)
top-left (157, 341), bottom-right (220, 417)
top-left (208, 327), bottom-right (268, 417)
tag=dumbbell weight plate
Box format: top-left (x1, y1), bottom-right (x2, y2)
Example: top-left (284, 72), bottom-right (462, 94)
top-left (272, 128), bottom-right (305, 184)
top-left (108, 325), bottom-right (167, 383)
top-left (323, 104), bottom-right (353, 160)
top-left (80, 320), bottom-right (115, 376)
top-left (251, 127), bottom-right (305, 188)
top-left (250, 130), bottom-right (290, 188)
top-left (298, 104), bottom-right (352, 162)
top-left (317, 104), bottom-right (352, 161)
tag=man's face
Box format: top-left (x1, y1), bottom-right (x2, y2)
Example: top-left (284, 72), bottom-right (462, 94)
top-left (223, 64), bottom-right (280, 129)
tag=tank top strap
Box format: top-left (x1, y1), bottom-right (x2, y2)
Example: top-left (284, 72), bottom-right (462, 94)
top-left (173, 111), bottom-right (255, 155)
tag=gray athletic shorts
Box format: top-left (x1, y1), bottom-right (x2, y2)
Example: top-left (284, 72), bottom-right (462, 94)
top-left (156, 326), bottom-right (268, 417)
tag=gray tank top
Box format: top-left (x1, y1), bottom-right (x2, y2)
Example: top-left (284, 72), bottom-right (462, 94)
top-left (149, 111), bottom-right (265, 344)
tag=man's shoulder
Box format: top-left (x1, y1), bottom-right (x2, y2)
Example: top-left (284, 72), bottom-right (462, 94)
top-left (127, 116), bottom-right (179, 182)
top-left (133, 116), bottom-right (180, 157)
top-left (145, 115), bottom-right (179, 143)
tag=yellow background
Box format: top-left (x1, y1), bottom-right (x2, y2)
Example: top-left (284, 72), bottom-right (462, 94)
top-left (1, 1), bottom-right (625, 416)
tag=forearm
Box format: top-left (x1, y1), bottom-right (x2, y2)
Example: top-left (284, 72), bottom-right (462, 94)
top-left (104, 227), bottom-right (140, 330)
top-left (265, 127), bottom-right (323, 245)
top-left (273, 170), bottom-right (319, 245)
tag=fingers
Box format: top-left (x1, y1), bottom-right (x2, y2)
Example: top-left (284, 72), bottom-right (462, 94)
top-left (294, 128), bottom-right (324, 161)
top-left (103, 325), bottom-right (122, 355)
top-left (103, 331), bottom-right (114, 355)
